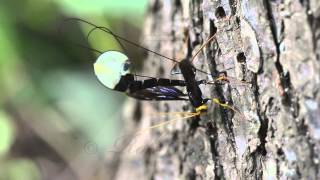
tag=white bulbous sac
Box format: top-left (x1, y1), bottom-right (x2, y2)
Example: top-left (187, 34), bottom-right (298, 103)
top-left (93, 51), bottom-right (131, 89)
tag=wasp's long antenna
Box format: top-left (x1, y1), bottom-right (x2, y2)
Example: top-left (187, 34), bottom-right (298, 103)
top-left (63, 18), bottom-right (214, 76)
top-left (86, 26), bottom-right (128, 53)
top-left (58, 19), bottom-right (103, 55)
top-left (73, 43), bottom-right (103, 55)
top-left (86, 26), bottom-right (146, 81)
top-left (63, 18), bottom-right (179, 62)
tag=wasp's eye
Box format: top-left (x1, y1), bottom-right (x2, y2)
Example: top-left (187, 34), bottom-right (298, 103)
top-left (123, 61), bottom-right (130, 71)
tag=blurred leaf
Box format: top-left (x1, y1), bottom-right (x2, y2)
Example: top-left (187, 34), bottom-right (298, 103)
top-left (0, 9), bottom-right (17, 63)
top-left (80, 18), bottom-right (122, 53)
top-left (0, 8), bottom-right (25, 104)
top-left (0, 159), bottom-right (41, 180)
top-left (21, 0), bottom-right (59, 29)
top-left (41, 70), bottom-right (125, 150)
top-left (0, 0), bottom-right (145, 177)
top-left (0, 111), bottom-right (15, 157)
top-left (56, 0), bottom-right (147, 18)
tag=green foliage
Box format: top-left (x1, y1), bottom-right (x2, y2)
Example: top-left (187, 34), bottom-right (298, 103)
top-left (0, 111), bottom-right (14, 157)
top-left (0, 0), bottom-right (147, 178)
top-left (56, 0), bottom-right (147, 17)
top-left (0, 159), bottom-right (41, 180)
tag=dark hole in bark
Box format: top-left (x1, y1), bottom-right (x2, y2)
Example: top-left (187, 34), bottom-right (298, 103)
top-left (164, 103), bottom-right (170, 113)
top-left (237, 52), bottom-right (246, 63)
top-left (151, 0), bottom-right (161, 12)
top-left (218, 71), bottom-right (227, 77)
top-left (179, 162), bottom-right (184, 174)
top-left (187, 169), bottom-right (197, 180)
top-left (189, 117), bottom-right (200, 131)
top-left (236, 16), bottom-right (241, 24)
top-left (182, 104), bottom-right (189, 111)
top-left (158, 65), bottom-right (165, 76)
top-left (175, 0), bottom-right (181, 7)
top-left (210, 20), bottom-right (217, 35)
top-left (215, 6), bottom-right (226, 18)
top-left (277, 148), bottom-right (284, 156)
top-left (133, 102), bottom-right (142, 123)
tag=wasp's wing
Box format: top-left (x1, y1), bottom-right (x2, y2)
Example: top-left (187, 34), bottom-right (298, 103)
top-left (128, 86), bottom-right (188, 101)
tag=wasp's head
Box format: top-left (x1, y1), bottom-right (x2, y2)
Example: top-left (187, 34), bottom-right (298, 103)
top-left (94, 51), bottom-right (131, 89)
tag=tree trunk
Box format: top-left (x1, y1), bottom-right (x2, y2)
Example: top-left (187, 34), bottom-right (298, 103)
top-left (111, 0), bottom-right (320, 179)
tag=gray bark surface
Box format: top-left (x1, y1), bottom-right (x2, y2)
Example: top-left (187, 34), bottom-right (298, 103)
top-left (111, 0), bottom-right (320, 179)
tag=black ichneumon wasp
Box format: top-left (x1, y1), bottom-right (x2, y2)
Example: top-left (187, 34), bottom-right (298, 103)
top-left (60, 18), bottom-right (250, 129)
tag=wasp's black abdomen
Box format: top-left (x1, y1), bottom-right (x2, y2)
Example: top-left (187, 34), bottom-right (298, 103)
top-left (114, 74), bottom-right (186, 94)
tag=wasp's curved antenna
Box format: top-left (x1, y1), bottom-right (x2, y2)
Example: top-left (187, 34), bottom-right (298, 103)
top-left (86, 26), bottom-right (128, 53)
top-left (61, 18), bottom-right (251, 86)
top-left (58, 19), bottom-right (104, 56)
top-left (63, 18), bottom-right (179, 62)
top-left (62, 18), bottom-right (214, 76)
top-left (60, 18), bottom-right (154, 80)
top-left (86, 26), bottom-right (145, 80)
top-left (86, 26), bottom-right (151, 81)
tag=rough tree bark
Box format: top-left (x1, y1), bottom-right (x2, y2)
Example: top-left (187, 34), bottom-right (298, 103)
top-left (110, 0), bottom-right (320, 179)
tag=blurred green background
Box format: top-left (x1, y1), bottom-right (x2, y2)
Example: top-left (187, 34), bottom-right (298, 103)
top-left (0, 0), bottom-right (147, 179)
